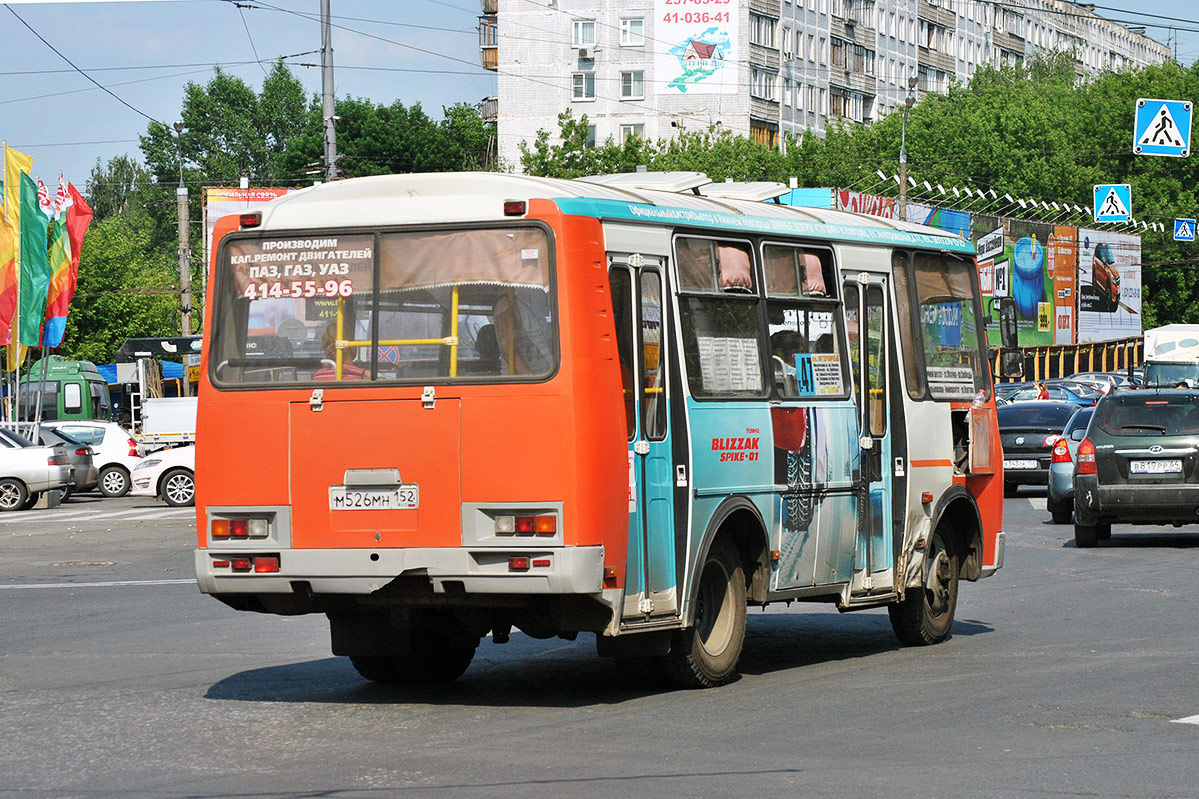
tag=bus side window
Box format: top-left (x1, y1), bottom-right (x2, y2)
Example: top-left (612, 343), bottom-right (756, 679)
top-left (608, 266), bottom-right (636, 440)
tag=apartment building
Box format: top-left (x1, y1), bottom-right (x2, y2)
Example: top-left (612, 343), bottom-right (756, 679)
top-left (479, 1), bottom-right (1172, 171)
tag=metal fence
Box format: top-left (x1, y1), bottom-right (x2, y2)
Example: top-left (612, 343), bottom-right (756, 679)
top-left (992, 336), bottom-right (1143, 384)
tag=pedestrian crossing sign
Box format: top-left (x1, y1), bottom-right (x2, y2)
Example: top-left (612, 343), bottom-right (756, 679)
top-left (1134, 98), bottom-right (1192, 157)
top-left (1176, 218), bottom-right (1196, 242)
top-left (1093, 184), bottom-right (1132, 222)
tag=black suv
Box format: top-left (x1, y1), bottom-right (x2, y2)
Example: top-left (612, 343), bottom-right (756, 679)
top-left (1073, 389), bottom-right (1199, 547)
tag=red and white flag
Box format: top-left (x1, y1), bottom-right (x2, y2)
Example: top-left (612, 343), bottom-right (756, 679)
top-left (36, 177), bottom-right (55, 220)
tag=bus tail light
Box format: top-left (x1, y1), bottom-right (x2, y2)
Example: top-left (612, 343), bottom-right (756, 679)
top-left (211, 518), bottom-right (269, 539)
top-left (1076, 438), bottom-right (1097, 475)
top-left (230, 557), bottom-right (252, 572)
top-left (508, 556), bottom-right (531, 571)
top-left (239, 212), bottom-right (261, 228)
top-left (1051, 440), bottom-right (1072, 464)
top-left (503, 200), bottom-right (526, 216)
top-left (253, 556), bottom-right (280, 573)
top-left (495, 514), bottom-right (557, 536)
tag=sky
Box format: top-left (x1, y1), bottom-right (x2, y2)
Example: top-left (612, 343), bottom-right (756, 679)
top-left (1, 0), bottom-right (1197, 193)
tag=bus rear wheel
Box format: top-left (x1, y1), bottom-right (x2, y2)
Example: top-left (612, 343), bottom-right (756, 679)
top-left (349, 621), bottom-right (479, 684)
top-left (889, 528), bottom-right (959, 646)
top-left (664, 539), bottom-right (747, 688)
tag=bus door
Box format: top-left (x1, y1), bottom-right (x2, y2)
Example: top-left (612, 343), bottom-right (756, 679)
top-left (609, 257), bottom-right (679, 622)
top-left (844, 273), bottom-right (901, 597)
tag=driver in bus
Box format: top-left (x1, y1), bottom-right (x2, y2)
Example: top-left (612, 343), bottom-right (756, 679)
top-left (313, 323), bottom-right (367, 381)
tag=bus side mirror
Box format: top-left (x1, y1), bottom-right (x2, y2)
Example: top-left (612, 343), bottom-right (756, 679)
top-left (1000, 349), bottom-right (1024, 379)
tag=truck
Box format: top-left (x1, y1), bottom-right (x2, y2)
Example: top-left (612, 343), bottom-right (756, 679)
top-left (115, 358), bottom-right (196, 452)
top-left (16, 356), bottom-right (113, 422)
top-left (1142, 324), bottom-right (1199, 387)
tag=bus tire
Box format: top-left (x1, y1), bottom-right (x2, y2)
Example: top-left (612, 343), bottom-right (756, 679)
top-left (889, 528), bottom-right (958, 646)
top-left (664, 539), bottom-right (747, 688)
top-left (1074, 521), bottom-right (1098, 548)
top-left (99, 466), bottom-right (131, 498)
top-left (0, 478), bottom-right (28, 512)
top-left (349, 622), bottom-right (479, 684)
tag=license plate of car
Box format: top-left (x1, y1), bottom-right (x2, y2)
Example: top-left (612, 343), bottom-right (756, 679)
top-left (1003, 459), bottom-right (1039, 470)
top-left (329, 484), bottom-right (418, 510)
top-left (1129, 459), bottom-right (1182, 475)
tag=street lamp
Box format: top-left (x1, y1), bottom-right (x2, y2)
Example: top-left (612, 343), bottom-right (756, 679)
top-left (172, 120), bottom-right (192, 341)
top-left (898, 76), bottom-right (917, 219)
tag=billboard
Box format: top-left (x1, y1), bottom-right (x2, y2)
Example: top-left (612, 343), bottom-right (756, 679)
top-left (1077, 229), bottom-right (1141, 342)
top-left (202, 186), bottom-right (290, 266)
top-left (837, 190), bottom-right (895, 218)
top-left (654, 0), bottom-right (739, 95)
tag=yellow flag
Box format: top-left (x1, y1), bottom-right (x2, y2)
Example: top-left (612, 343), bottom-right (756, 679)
top-left (3, 145), bottom-right (33, 224)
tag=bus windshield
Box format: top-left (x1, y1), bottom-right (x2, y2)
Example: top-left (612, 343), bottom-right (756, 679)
top-left (210, 227), bottom-right (556, 386)
top-left (894, 252), bottom-right (989, 401)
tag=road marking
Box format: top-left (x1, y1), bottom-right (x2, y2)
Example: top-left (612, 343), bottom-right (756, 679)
top-left (0, 578), bottom-right (194, 590)
top-left (1172, 714), bottom-right (1199, 726)
top-left (0, 506), bottom-right (194, 524)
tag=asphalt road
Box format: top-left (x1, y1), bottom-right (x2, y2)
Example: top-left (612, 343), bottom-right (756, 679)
top-left (1, 490), bottom-right (1197, 799)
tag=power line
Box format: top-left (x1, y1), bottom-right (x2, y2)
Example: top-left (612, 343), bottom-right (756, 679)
top-left (4, 4), bottom-right (160, 124)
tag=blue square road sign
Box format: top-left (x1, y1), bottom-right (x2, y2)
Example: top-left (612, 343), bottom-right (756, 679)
top-left (1135, 99), bottom-right (1192, 157)
top-left (1093, 184), bottom-right (1132, 222)
top-left (1176, 218), bottom-right (1196, 242)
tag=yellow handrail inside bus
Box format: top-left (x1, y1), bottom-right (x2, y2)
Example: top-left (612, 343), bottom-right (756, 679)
top-left (333, 286), bottom-right (463, 376)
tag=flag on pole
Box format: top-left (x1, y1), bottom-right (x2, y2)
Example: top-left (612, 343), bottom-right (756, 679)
top-left (3, 146), bottom-right (33, 367)
top-left (17, 171), bottom-right (51, 348)
top-left (42, 177), bottom-right (89, 348)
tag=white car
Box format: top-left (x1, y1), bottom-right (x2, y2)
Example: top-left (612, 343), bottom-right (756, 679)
top-left (46, 421), bottom-right (143, 497)
top-left (130, 444), bottom-right (195, 507)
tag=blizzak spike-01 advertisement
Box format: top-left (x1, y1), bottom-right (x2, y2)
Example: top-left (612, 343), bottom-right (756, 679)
top-left (654, 0), bottom-right (739, 95)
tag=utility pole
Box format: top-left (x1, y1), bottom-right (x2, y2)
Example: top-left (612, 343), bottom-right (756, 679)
top-left (321, 0), bottom-right (338, 181)
top-left (898, 76), bottom-right (917, 220)
top-left (174, 121), bottom-right (192, 339)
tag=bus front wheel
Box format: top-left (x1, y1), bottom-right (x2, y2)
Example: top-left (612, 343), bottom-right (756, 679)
top-left (889, 528), bottom-right (959, 646)
top-left (664, 539), bottom-right (747, 688)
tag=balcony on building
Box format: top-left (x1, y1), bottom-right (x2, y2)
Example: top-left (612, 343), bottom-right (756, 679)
top-left (478, 11), bottom-right (498, 71)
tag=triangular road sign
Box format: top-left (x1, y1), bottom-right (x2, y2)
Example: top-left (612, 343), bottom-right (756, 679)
top-left (1176, 218), bottom-right (1196, 242)
top-left (1098, 188), bottom-right (1128, 217)
top-left (1139, 105), bottom-right (1187, 148)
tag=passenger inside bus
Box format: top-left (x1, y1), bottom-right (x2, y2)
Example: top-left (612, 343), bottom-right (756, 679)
top-left (492, 290), bottom-right (553, 375)
top-left (312, 324), bottom-right (367, 381)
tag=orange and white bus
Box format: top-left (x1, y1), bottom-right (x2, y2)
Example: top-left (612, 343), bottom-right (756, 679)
top-left (196, 171), bottom-right (1003, 687)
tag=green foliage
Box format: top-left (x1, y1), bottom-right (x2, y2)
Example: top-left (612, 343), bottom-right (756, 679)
top-left (85, 155), bottom-right (152, 222)
top-left (59, 207), bottom-right (180, 363)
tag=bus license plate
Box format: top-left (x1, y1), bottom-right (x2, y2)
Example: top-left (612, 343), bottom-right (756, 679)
top-left (1130, 459), bottom-right (1182, 475)
top-left (329, 484), bottom-right (419, 510)
top-left (1003, 459), bottom-right (1038, 470)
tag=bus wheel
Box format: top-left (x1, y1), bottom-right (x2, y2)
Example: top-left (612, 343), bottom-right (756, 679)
top-left (0, 479), bottom-right (28, 512)
top-left (664, 539), bottom-right (747, 688)
top-left (350, 620), bottom-right (479, 684)
top-left (889, 528), bottom-right (958, 646)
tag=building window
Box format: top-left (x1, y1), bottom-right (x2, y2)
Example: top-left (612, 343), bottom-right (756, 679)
top-left (621, 71), bottom-right (645, 99)
top-left (479, 20), bottom-right (497, 48)
top-left (620, 124), bottom-right (644, 143)
top-left (572, 71), bottom-right (595, 100)
top-left (572, 20), bottom-right (596, 46)
top-left (750, 67), bottom-right (778, 101)
top-left (620, 18), bottom-right (644, 46)
top-left (784, 77), bottom-right (793, 106)
top-left (750, 13), bottom-right (777, 48)
top-left (783, 27), bottom-right (793, 58)
top-left (586, 125), bottom-right (597, 148)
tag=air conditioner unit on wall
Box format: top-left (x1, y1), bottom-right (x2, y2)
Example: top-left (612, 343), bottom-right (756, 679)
top-left (578, 46), bottom-right (594, 59)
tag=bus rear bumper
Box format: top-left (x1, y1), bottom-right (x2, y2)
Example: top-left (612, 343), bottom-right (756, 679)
top-left (195, 545), bottom-right (606, 597)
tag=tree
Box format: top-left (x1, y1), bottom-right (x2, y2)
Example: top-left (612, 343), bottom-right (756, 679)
top-left (85, 155), bottom-right (152, 222)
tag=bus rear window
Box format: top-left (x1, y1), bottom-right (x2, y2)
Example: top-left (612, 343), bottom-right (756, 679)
top-left (210, 227), bottom-right (556, 386)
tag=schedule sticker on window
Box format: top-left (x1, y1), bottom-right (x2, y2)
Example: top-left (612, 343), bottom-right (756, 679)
top-left (228, 235), bottom-right (375, 300)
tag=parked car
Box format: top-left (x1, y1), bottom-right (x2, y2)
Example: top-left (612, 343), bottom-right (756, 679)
top-left (1005, 381), bottom-right (1100, 407)
top-left (1074, 388), bottom-right (1199, 547)
top-left (0, 428), bottom-right (73, 511)
top-left (131, 444), bottom-right (195, 507)
top-left (998, 401), bottom-right (1078, 496)
top-left (995, 381), bottom-right (1033, 400)
top-left (1046, 406), bottom-right (1095, 524)
top-left (1065, 372), bottom-right (1119, 394)
top-left (30, 427), bottom-right (97, 501)
top-left (45, 420), bottom-right (142, 497)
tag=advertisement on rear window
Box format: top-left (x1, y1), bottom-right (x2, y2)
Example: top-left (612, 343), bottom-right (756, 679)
top-left (226, 235), bottom-right (375, 300)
